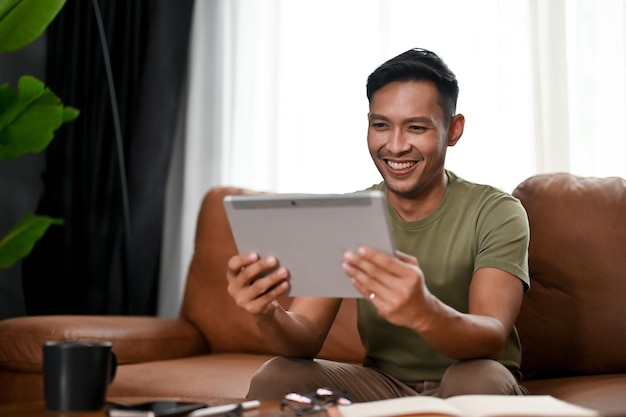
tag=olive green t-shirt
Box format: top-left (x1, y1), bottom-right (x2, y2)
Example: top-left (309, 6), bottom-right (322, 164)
top-left (357, 170), bottom-right (530, 383)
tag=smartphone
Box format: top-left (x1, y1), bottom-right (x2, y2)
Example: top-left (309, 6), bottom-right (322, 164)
top-left (107, 401), bottom-right (207, 417)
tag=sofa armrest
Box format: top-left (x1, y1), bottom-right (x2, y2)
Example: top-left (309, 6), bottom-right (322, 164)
top-left (0, 315), bottom-right (209, 373)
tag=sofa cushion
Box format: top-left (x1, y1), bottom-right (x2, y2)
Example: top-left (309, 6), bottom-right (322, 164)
top-left (109, 353), bottom-right (274, 401)
top-left (523, 374), bottom-right (626, 417)
top-left (513, 173), bottom-right (626, 379)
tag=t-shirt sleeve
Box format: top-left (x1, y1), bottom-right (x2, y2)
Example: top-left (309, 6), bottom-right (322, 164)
top-left (474, 195), bottom-right (530, 291)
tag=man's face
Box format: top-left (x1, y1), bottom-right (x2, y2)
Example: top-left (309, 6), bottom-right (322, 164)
top-left (367, 80), bottom-right (455, 199)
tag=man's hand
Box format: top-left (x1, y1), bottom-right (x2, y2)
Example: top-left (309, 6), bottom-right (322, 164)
top-left (342, 246), bottom-right (435, 329)
top-left (226, 252), bottom-right (343, 358)
top-left (226, 252), bottom-right (290, 317)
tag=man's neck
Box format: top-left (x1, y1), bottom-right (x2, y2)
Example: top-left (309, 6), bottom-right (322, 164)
top-left (387, 172), bottom-right (449, 222)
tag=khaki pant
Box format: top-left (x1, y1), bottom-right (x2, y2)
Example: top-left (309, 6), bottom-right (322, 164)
top-left (246, 357), bottom-right (526, 402)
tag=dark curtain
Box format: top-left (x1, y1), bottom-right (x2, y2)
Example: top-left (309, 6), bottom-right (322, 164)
top-left (22, 0), bottom-right (195, 315)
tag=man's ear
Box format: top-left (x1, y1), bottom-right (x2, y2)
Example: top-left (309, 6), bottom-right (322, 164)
top-left (447, 114), bottom-right (465, 147)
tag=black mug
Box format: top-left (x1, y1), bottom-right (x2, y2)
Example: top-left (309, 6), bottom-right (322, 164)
top-left (43, 341), bottom-right (117, 412)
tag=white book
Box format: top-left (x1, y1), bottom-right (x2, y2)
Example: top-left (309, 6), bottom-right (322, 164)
top-left (331, 395), bottom-right (601, 417)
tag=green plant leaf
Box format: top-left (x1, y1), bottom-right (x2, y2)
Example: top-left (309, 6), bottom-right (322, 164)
top-left (0, 213), bottom-right (63, 269)
top-left (0, 0), bottom-right (66, 53)
top-left (62, 105), bottom-right (80, 123)
top-left (0, 75), bottom-right (79, 160)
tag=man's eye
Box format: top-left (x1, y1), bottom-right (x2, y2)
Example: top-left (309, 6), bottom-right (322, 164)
top-left (410, 125), bottom-right (426, 131)
top-left (372, 122), bottom-right (387, 129)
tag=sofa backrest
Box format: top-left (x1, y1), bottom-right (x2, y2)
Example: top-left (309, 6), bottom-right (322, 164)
top-left (513, 173), bottom-right (626, 379)
top-left (180, 186), bottom-right (364, 363)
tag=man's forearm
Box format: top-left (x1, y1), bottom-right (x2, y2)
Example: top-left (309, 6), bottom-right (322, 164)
top-left (253, 301), bottom-right (327, 358)
top-left (414, 299), bottom-right (508, 360)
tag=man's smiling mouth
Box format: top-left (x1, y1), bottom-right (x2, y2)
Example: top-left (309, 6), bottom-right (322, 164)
top-left (386, 160), bottom-right (417, 170)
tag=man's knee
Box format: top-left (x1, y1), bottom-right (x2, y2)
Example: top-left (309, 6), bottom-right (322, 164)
top-left (438, 360), bottom-right (522, 398)
top-left (247, 356), bottom-right (319, 399)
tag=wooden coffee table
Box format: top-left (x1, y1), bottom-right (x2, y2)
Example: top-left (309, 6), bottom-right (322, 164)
top-left (0, 399), bottom-right (286, 417)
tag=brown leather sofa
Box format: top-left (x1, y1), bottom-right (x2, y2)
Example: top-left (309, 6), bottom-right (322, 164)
top-left (0, 173), bottom-right (625, 417)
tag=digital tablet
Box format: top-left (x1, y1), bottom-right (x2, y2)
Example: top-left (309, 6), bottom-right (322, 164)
top-left (223, 190), bottom-right (395, 298)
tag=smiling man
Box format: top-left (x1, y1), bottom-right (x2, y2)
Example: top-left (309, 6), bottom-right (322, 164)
top-left (226, 48), bottom-right (530, 401)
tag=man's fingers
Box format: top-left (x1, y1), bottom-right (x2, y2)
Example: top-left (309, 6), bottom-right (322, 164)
top-left (395, 249), bottom-right (419, 266)
top-left (227, 252), bottom-right (259, 274)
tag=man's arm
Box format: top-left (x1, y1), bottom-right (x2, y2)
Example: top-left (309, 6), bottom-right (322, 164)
top-left (253, 297), bottom-right (343, 358)
top-left (227, 252), bottom-right (342, 358)
top-left (416, 266), bottom-right (523, 359)
top-left (343, 248), bottom-right (523, 360)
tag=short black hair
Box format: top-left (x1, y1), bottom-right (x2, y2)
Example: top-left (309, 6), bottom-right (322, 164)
top-left (366, 48), bottom-right (459, 122)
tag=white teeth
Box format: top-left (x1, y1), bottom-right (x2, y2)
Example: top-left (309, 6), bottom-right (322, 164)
top-left (387, 161), bottom-right (415, 170)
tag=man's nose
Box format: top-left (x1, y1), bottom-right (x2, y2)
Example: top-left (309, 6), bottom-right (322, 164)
top-left (387, 129), bottom-right (411, 153)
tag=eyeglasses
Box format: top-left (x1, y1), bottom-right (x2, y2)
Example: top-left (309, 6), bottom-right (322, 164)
top-left (281, 387), bottom-right (352, 415)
